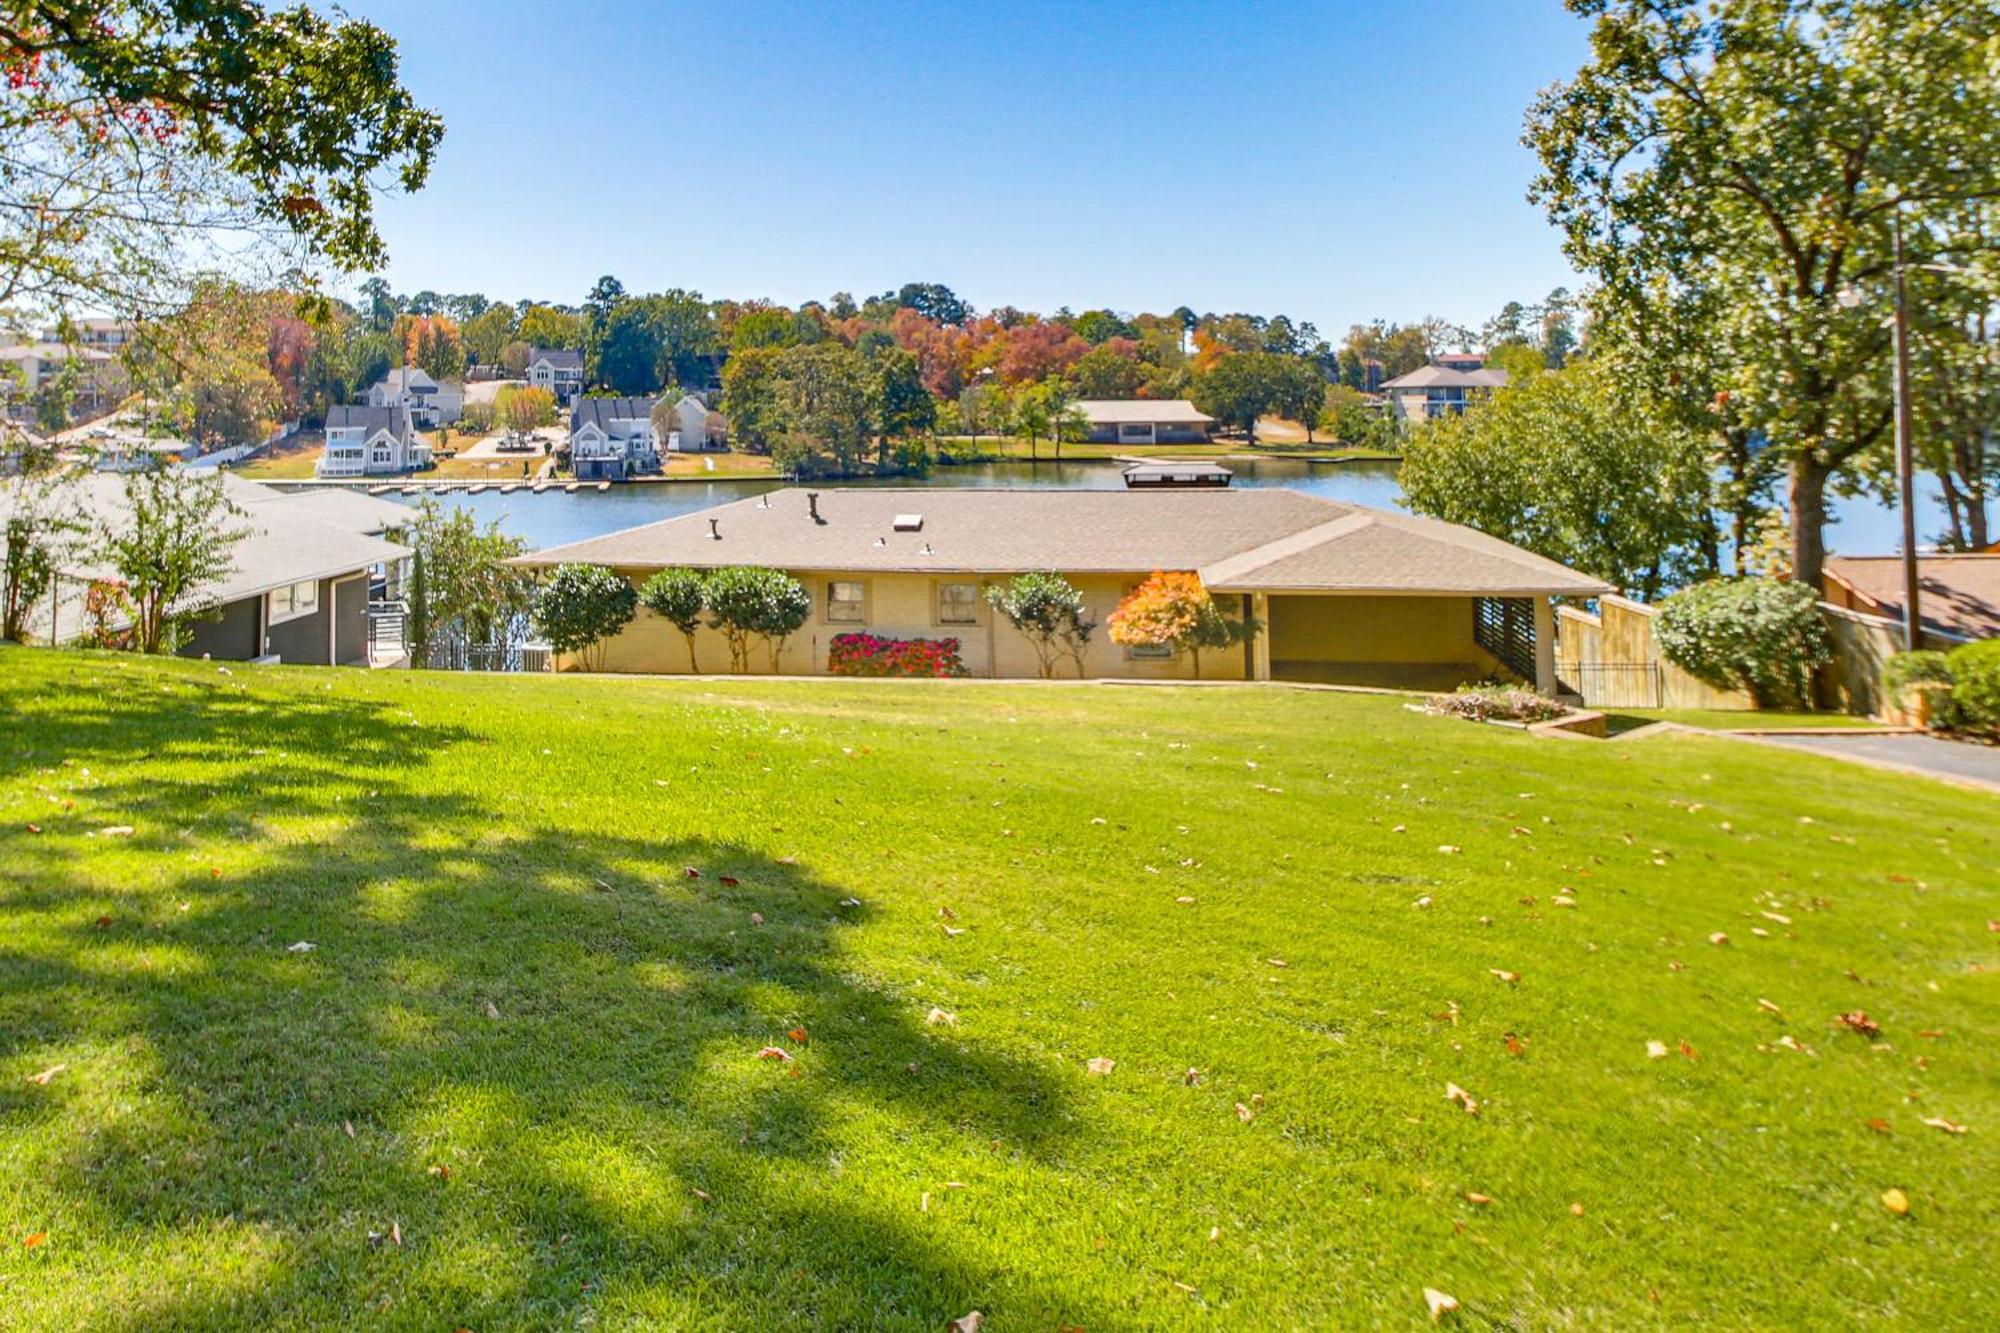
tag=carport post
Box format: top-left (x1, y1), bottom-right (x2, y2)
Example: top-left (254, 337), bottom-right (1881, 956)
top-left (1533, 596), bottom-right (1557, 696)
top-left (1251, 593), bottom-right (1272, 681)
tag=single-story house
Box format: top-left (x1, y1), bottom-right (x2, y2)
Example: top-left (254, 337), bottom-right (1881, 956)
top-left (1074, 399), bottom-right (1215, 446)
top-left (367, 367), bottom-right (464, 428)
top-left (1381, 363), bottom-right (1509, 425)
top-left (320, 404), bottom-right (429, 478)
top-left (512, 487), bottom-right (1610, 688)
top-left (569, 396), bottom-right (661, 481)
top-left (1821, 554), bottom-right (2000, 646)
top-left (526, 348), bottom-right (585, 403)
top-left (0, 472), bottom-right (409, 664)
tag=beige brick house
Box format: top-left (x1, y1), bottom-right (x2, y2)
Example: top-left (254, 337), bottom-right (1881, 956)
top-left (513, 488), bottom-right (1610, 689)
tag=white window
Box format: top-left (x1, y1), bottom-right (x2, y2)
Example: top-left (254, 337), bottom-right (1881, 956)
top-left (268, 579), bottom-right (319, 624)
top-left (938, 582), bottom-right (979, 625)
top-left (827, 580), bottom-right (866, 623)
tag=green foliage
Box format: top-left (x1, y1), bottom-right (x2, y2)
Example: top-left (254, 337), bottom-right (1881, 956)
top-left (639, 567), bottom-right (708, 672)
top-left (1191, 351), bottom-right (1317, 444)
top-left (1942, 640), bottom-right (2000, 736)
top-left (1, 0), bottom-right (441, 314)
top-left (1526, 0), bottom-right (2000, 587)
top-left (1398, 361), bottom-right (1716, 599)
top-left (1071, 343), bottom-right (1147, 399)
top-left (404, 499), bottom-right (530, 668)
top-left (985, 572), bottom-right (1095, 678)
top-left (3, 471), bottom-right (85, 643)
top-left (98, 468), bottom-right (246, 654)
top-left (1655, 577), bottom-right (1831, 709)
top-left (1316, 385), bottom-right (1395, 451)
top-left (768, 345), bottom-right (872, 479)
top-left (700, 565), bottom-right (811, 672)
top-left (1881, 650), bottom-right (1956, 725)
top-left (531, 564), bottom-right (637, 671)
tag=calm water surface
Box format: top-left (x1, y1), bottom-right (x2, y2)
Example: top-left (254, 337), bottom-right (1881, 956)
top-left (384, 457), bottom-right (1933, 558)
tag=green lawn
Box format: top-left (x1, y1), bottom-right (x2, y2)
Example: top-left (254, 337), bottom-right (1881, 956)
top-left (1, 652), bottom-right (1994, 1329)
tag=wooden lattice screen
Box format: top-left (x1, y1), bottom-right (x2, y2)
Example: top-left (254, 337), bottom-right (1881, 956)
top-left (1473, 597), bottom-right (1537, 682)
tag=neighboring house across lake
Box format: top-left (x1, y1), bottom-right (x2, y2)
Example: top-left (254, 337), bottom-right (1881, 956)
top-left (367, 367), bottom-right (463, 428)
top-left (570, 396), bottom-right (661, 480)
top-left (512, 487), bottom-right (1608, 688)
top-left (665, 393), bottom-right (722, 452)
top-left (0, 341), bottom-right (123, 419)
top-left (1074, 399), bottom-right (1215, 446)
top-left (319, 404), bottom-right (429, 478)
top-left (1381, 363), bottom-right (1509, 426)
top-left (526, 348), bottom-right (585, 404)
top-left (0, 472), bottom-right (408, 665)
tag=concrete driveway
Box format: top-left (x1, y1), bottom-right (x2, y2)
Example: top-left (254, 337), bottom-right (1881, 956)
top-left (1742, 732), bottom-right (2000, 793)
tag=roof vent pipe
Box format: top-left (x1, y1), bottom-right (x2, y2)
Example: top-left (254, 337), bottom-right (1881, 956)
top-left (708, 517), bottom-right (721, 540)
top-left (807, 491), bottom-right (823, 524)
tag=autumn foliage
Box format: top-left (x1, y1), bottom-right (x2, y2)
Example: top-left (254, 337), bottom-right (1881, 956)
top-left (1107, 571), bottom-right (1255, 678)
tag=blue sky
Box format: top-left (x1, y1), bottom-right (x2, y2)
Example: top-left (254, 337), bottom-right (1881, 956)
top-left (347, 1), bottom-right (1591, 334)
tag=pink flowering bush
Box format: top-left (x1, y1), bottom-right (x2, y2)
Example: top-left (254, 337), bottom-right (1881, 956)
top-left (828, 632), bottom-right (968, 678)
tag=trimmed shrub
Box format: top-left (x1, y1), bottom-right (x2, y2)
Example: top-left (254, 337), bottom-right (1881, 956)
top-left (530, 563), bottom-right (636, 671)
top-left (1427, 683), bottom-right (1569, 724)
top-left (1881, 650), bottom-right (1955, 725)
top-left (703, 565), bottom-right (811, 672)
top-left (639, 567), bottom-right (707, 672)
top-left (986, 572), bottom-right (1095, 678)
top-left (828, 632), bottom-right (968, 678)
top-left (1944, 639), bottom-right (2000, 735)
top-left (1655, 577), bottom-right (1830, 708)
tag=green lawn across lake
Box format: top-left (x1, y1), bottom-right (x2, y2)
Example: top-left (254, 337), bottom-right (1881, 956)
top-left (1, 651), bottom-right (1993, 1328)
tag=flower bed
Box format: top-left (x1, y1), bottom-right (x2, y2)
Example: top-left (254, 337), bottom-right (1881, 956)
top-left (1425, 683), bottom-right (1570, 724)
top-left (828, 632), bottom-right (968, 678)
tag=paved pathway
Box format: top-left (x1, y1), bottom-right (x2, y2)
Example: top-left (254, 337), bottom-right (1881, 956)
top-left (1742, 732), bottom-right (2000, 793)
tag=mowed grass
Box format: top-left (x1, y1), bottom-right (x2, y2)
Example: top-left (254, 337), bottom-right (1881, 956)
top-left (0, 652), bottom-right (1994, 1330)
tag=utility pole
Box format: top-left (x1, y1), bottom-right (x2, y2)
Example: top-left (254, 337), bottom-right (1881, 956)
top-left (1891, 205), bottom-right (1922, 652)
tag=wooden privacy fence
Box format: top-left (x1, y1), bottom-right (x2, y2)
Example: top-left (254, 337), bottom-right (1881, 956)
top-left (1555, 594), bottom-right (1918, 716)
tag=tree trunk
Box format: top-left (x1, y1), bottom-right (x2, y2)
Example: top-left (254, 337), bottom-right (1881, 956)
top-left (1936, 467), bottom-right (1969, 551)
top-left (1954, 431), bottom-right (1990, 550)
top-left (684, 632), bottom-right (699, 674)
top-left (1789, 458), bottom-right (1831, 591)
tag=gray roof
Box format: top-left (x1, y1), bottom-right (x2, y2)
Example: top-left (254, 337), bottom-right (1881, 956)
top-left (218, 474), bottom-right (411, 535)
top-left (1380, 364), bottom-right (1510, 391)
top-left (570, 396), bottom-right (657, 432)
top-left (513, 487), bottom-right (1611, 596)
top-left (327, 404), bottom-right (411, 436)
top-left (1123, 460), bottom-right (1232, 480)
top-left (0, 472), bottom-right (407, 643)
top-left (377, 367), bottom-right (438, 393)
top-left (1074, 398), bottom-right (1215, 425)
top-left (530, 348), bottom-right (583, 370)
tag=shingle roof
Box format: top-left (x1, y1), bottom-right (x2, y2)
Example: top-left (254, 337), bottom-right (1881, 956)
top-left (1824, 555), bottom-right (2000, 643)
top-left (218, 474), bottom-right (411, 535)
top-left (1380, 364), bottom-right (1510, 391)
top-left (570, 396), bottom-right (657, 432)
top-left (377, 367), bottom-right (437, 392)
top-left (530, 348), bottom-right (584, 370)
top-left (327, 404), bottom-right (411, 436)
top-left (512, 487), bottom-right (1611, 596)
top-left (1073, 398), bottom-right (1215, 425)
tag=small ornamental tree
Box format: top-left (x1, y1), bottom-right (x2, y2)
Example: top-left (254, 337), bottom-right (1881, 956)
top-left (639, 566), bottom-right (708, 672)
top-left (985, 571), bottom-right (1095, 678)
top-left (531, 563), bottom-right (636, 671)
top-left (100, 467), bottom-right (246, 654)
top-left (1108, 571), bottom-right (1256, 679)
top-left (1654, 577), bottom-right (1830, 708)
top-left (703, 565), bottom-right (811, 672)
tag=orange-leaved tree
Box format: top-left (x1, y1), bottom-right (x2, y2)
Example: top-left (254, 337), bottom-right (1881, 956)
top-left (1107, 571), bottom-right (1256, 679)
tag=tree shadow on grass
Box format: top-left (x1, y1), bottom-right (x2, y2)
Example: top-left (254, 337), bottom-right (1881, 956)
top-left (0, 662), bottom-right (1098, 1330)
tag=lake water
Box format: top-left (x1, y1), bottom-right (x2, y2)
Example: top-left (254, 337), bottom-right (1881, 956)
top-left (383, 457), bottom-right (1936, 559)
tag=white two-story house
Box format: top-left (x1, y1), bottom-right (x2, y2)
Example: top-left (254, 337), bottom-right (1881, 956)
top-left (526, 348), bottom-right (585, 404)
top-left (568, 396), bottom-right (660, 481)
top-left (366, 367), bottom-right (464, 429)
top-left (319, 404), bottom-right (429, 477)
top-left (665, 393), bottom-right (722, 452)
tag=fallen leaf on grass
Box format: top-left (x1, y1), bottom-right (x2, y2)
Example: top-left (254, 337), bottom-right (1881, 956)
top-left (1424, 1287), bottom-right (1459, 1321)
top-left (99, 825), bottom-right (134, 837)
top-left (690, 1187), bottom-right (711, 1202)
top-left (1919, 1116), bottom-right (1967, 1135)
top-left (1086, 1057), bottom-right (1116, 1076)
top-left (1235, 1102), bottom-right (1254, 1123)
top-left (940, 924), bottom-right (964, 937)
top-left (390, 1220), bottom-right (402, 1247)
top-left (1865, 1118), bottom-right (1893, 1135)
top-left (1757, 998), bottom-right (1785, 1017)
top-left (1760, 910), bottom-right (1792, 925)
top-left (1266, 958), bottom-right (1288, 969)
top-left (1709, 932), bottom-right (1729, 946)
top-left (755, 1046), bottom-right (794, 1063)
top-left (719, 875), bottom-right (740, 887)
top-left (1646, 1040), bottom-right (1670, 1060)
top-left (483, 1001), bottom-right (501, 1020)
top-left (286, 941), bottom-right (315, 954)
top-left (1881, 1188), bottom-right (1910, 1216)
top-left (1502, 1033), bottom-right (1526, 1057)
top-left (1413, 895), bottom-right (1433, 909)
top-left (427, 1164), bottom-right (450, 1179)
top-left (925, 1008), bottom-right (957, 1027)
top-left (1489, 969), bottom-right (1519, 984)
top-left (25, 1064), bottom-right (66, 1086)
top-left (1445, 1082), bottom-right (1480, 1116)
top-left (682, 867), bottom-right (701, 880)
top-left (948, 1312), bottom-right (984, 1333)
top-left (1463, 1191), bottom-right (1493, 1206)
top-left (1835, 1011), bottom-right (1881, 1038)
top-left (25, 823), bottom-right (41, 835)
top-left (23, 1231), bottom-right (46, 1248)
top-left (1678, 1039), bottom-right (1700, 1061)
top-left (1570, 1201), bottom-right (1585, 1216)
top-left (1437, 845), bottom-right (1460, 855)
top-left (787, 1027), bottom-right (808, 1044)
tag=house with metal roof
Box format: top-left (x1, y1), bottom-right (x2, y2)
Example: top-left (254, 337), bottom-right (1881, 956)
top-left (0, 472), bottom-right (409, 664)
top-left (1073, 399), bottom-right (1215, 445)
top-left (1380, 363), bottom-right (1510, 425)
top-left (569, 396), bottom-right (661, 481)
top-left (513, 487), bottom-right (1610, 689)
